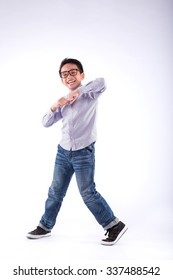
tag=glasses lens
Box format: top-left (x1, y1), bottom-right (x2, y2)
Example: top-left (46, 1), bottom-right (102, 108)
top-left (61, 72), bottom-right (68, 78)
top-left (60, 69), bottom-right (79, 78)
top-left (69, 69), bottom-right (78, 76)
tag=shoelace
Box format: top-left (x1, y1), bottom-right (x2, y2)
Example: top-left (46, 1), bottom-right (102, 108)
top-left (104, 230), bottom-right (109, 236)
top-left (104, 226), bottom-right (117, 240)
top-left (104, 229), bottom-right (114, 239)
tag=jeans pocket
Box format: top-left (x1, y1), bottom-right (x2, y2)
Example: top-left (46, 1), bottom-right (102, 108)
top-left (85, 142), bottom-right (95, 153)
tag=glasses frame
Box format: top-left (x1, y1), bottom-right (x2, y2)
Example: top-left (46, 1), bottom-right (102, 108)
top-left (60, 68), bottom-right (80, 79)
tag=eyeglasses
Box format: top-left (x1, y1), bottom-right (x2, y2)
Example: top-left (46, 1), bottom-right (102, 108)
top-left (60, 69), bottom-right (80, 79)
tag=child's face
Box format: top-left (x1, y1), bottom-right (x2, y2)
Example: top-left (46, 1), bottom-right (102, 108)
top-left (60, 63), bottom-right (85, 90)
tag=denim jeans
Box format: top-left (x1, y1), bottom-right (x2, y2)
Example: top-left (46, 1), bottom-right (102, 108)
top-left (39, 143), bottom-right (117, 230)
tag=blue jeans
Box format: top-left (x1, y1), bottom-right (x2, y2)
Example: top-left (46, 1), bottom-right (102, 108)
top-left (39, 143), bottom-right (117, 230)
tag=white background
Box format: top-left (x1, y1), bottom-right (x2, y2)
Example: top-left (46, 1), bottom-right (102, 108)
top-left (0, 0), bottom-right (172, 277)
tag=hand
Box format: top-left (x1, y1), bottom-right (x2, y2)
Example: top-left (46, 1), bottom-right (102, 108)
top-left (51, 97), bottom-right (69, 112)
top-left (67, 89), bottom-right (79, 104)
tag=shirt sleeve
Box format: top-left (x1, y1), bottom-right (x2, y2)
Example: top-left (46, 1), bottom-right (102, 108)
top-left (42, 108), bottom-right (62, 127)
top-left (78, 78), bottom-right (106, 99)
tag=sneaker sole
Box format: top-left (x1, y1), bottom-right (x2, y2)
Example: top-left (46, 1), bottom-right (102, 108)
top-left (26, 232), bottom-right (51, 239)
top-left (101, 226), bottom-right (128, 246)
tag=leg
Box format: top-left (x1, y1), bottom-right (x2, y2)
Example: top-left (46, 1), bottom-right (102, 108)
top-left (73, 143), bottom-right (117, 229)
top-left (39, 145), bottom-right (74, 230)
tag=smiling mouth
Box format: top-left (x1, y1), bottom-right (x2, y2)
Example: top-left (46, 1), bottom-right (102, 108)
top-left (67, 80), bottom-right (76, 85)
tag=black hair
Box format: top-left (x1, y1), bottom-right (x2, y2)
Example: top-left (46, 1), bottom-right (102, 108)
top-left (59, 58), bottom-right (84, 76)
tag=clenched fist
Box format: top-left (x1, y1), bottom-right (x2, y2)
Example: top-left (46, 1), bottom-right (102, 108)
top-left (51, 97), bottom-right (69, 112)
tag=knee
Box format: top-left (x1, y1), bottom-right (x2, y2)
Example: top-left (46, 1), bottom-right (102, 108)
top-left (80, 187), bottom-right (99, 204)
top-left (48, 181), bottom-right (66, 200)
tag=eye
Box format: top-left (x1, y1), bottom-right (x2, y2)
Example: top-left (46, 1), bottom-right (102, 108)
top-left (70, 70), bottom-right (77, 75)
top-left (61, 72), bottom-right (68, 78)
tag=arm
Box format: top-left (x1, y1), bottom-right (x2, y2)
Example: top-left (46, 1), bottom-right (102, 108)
top-left (67, 78), bottom-right (106, 104)
top-left (42, 109), bottom-right (62, 127)
top-left (42, 97), bottom-right (69, 127)
top-left (79, 78), bottom-right (106, 98)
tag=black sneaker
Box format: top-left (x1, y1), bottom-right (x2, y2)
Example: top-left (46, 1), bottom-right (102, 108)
top-left (26, 226), bottom-right (51, 239)
top-left (101, 221), bottom-right (128, 246)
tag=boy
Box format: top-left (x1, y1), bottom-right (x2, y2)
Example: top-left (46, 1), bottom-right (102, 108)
top-left (27, 58), bottom-right (127, 245)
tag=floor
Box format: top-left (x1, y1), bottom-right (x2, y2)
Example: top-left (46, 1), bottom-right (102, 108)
top-left (1, 200), bottom-right (172, 279)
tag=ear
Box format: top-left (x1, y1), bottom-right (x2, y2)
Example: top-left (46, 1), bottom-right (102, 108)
top-left (81, 72), bottom-right (85, 80)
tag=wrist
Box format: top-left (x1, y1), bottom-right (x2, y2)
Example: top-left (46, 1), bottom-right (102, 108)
top-left (51, 105), bottom-right (59, 112)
